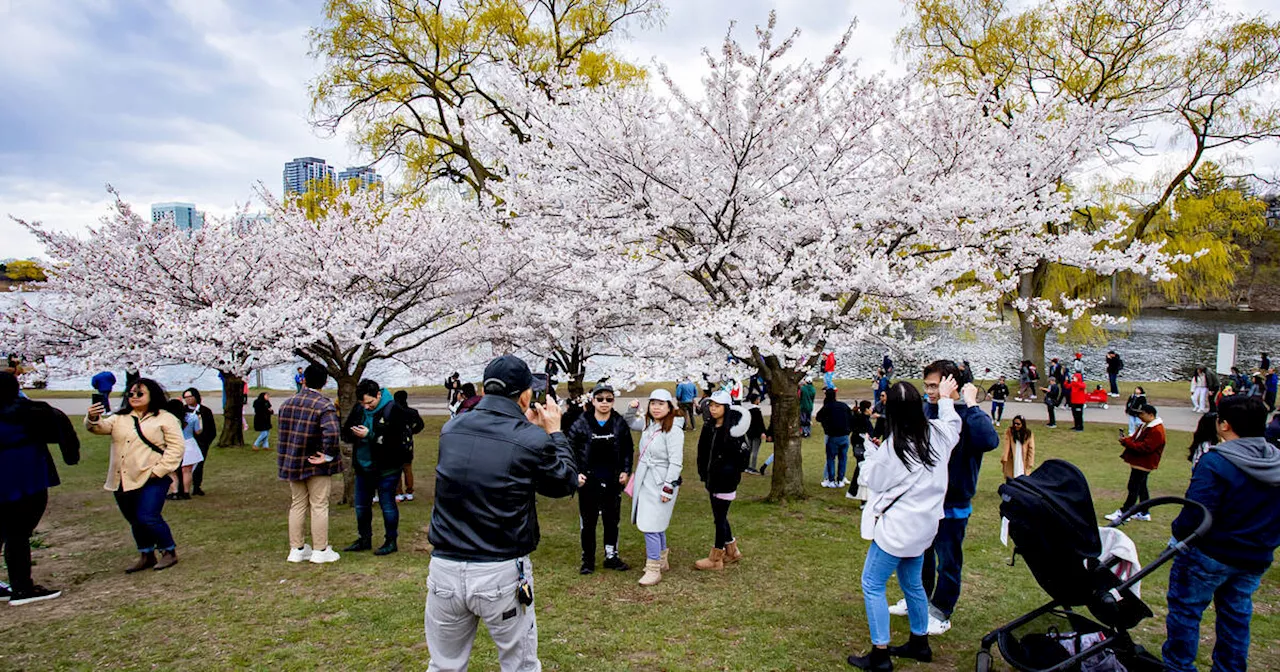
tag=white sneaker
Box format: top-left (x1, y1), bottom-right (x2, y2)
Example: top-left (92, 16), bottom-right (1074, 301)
top-left (395, 494), bottom-right (406, 502)
top-left (928, 614), bottom-right (952, 635)
top-left (372, 494), bottom-right (379, 503)
top-left (821, 480), bottom-right (833, 488)
top-left (287, 544), bottom-right (313, 563)
top-left (1104, 509), bottom-right (1123, 522)
top-left (403, 493), bottom-right (414, 501)
top-left (888, 598), bottom-right (909, 616)
top-left (839, 478), bottom-right (851, 487)
top-left (309, 546), bottom-right (340, 564)
top-left (1133, 513), bottom-right (1152, 522)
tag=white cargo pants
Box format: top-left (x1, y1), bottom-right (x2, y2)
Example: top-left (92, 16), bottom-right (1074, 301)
top-left (425, 555), bottom-right (539, 672)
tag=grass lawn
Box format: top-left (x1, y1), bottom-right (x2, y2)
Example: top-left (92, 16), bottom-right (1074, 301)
top-left (3, 417), bottom-right (1277, 671)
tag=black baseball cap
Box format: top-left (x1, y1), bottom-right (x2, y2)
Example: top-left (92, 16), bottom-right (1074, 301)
top-left (591, 383), bottom-right (615, 396)
top-left (483, 355), bottom-right (533, 394)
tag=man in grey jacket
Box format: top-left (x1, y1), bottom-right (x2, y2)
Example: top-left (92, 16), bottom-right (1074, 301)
top-left (425, 355), bottom-right (577, 672)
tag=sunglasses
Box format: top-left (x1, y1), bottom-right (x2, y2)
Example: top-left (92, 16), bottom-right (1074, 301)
top-left (128, 391), bottom-right (147, 398)
top-left (594, 396), bottom-right (615, 403)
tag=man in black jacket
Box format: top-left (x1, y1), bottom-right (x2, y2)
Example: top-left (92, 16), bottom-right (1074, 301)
top-left (183, 388), bottom-right (216, 496)
top-left (0, 372), bottom-right (79, 605)
top-left (566, 384), bottom-right (633, 574)
top-left (426, 355), bottom-right (576, 671)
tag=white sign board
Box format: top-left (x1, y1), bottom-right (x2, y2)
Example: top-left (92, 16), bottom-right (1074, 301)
top-left (1217, 333), bottom-right (1237, 375)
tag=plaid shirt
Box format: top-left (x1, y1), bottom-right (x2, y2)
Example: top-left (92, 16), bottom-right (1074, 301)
top-left (276, 388), bottom-right (343, 481)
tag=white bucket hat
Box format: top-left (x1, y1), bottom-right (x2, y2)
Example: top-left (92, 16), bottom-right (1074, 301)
top-left (648, 389), bottom-right (674, 403)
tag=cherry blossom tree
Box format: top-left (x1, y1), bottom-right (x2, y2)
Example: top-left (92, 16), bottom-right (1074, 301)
top-left (469, 14), bottom-right (1181, 500)
top-left (6, 190), bottom-right (303, 445)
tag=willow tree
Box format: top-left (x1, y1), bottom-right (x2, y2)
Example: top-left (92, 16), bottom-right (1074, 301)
top-left (309, 0), bottom-right (662, 196)
top-left (900, 0), bottom-right (1280, 370)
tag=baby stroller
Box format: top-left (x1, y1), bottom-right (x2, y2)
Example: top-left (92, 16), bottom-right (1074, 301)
top-left (975, 460), bottom-right (1212, 672)
top-left (1085, 387), bottom-right (1110, 409)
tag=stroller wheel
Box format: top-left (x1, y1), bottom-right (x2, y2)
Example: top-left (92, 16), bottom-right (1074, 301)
top-left (975, 650), bottom-right (993, 672)
top-left (1103, 403), bottom-right (1110, 409)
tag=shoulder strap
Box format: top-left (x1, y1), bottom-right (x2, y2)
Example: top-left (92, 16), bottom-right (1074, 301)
top-left (132, 416), bottom-right (166, 455)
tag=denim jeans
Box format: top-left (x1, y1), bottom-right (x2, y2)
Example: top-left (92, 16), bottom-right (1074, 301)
top-left (354, 470), bottom-right (400, 542)
top-left (1109, 373), bottom-right (1119, 395)
top-left (800, 410), bottom-right (812, 435)
top-left (1163, 547), bottom-right (1264, 672)
top-left (114, 476), bottom-right (176, 552)
top-left (1127, 415), bottom-right (1141, 435)
top-left (253, 430), bottom-right (270, 448)
top-left (922, 515), bottom-right (968, 618)
top-left (824, 371), bottom-right (834, 389)
top-left (990, 400), bottom-right (1005, 422)
top-left (824, 435), bottom-right (850, 482)
top-left (862, 541), bottom-right (929, 646)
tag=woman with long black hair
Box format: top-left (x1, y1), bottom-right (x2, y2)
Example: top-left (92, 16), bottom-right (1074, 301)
top-left (693, 391), bottom-right (751, 571)
top-left (1188, 412), bottom-right (1218, 468)
top-left (848, 377), bottom-right (964, 671)
top-left (86, 378), bottom-right (185, 572)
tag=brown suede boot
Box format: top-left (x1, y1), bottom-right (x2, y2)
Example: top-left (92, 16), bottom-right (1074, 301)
top-left (724, 539), bottom-right (742, 564)
top-left (153, 550), bottom-right (179, 571)
top-left (659, 548), bottom-right (670, 572)
top-left (694, 547), bottom-right (725, 571)
top-left (125, 552), bottom-right (156, 574)
top-left (638, 559), bottom-right (663, 586)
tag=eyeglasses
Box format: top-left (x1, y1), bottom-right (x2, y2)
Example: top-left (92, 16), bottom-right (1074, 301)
top-left (128, 391), bottom-right (146, 398)
top-left (594, 396), bottom-right (614, 403)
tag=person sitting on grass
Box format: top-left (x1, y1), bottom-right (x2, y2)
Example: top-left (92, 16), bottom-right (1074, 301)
top-left (1105, 404), bottom-right (1165, 523)
top-left (1163, 395), bottom-right (1280, 672)
top-left (847, 376), bottom-right (964, 671)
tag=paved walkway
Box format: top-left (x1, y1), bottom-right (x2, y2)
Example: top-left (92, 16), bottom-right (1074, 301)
top-left (46, 393), bottom-right (1205, 432)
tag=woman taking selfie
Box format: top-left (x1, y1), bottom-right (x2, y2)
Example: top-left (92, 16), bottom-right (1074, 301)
top-left (694, 390), bottom-right (751, 571)
top-left (627, 389), bottom-right (685, 586)
top-left (86, 378), bottom-right (185, 572)
top-left (848, 376), bottom-right (965, 671)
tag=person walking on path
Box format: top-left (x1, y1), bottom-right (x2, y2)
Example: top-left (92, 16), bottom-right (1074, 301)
top-left (425, 355), bottom-right (577, 672)
top-left (1105, 404), bottom-right (1166, 522)
top-left (294, 367), bottom-right (304, 394)
top-left (567, 384), bottom-right (634, 575)
top-left (86, 378), bottom-right (184, 573)
top-left (0, 372), bottom-right (79, 605)
top-left (888, 361), bottom-right (996, 637)
top-left (743, 394), bottom-right (767, 474)
top-left (1163, 395), bottom-right (1280, 672)
top-left (252, 392), bottom-right (273, 451)
top-left (822, 350), bottom-right (837, 390)
top-left (986, 376), bottom-right (1009, 427)
top-left (816, 387), bottom-right (853, 488)
top-left (675, 376), bottom-right (698, 431)
top-left (1016, 362), bottom-right (1036, 402)
top-left (276, 364), bottom-right (343, 565)
top-left (847, 376), bottom-right (963, 671)
top-left (392, 390), bottom-right (424, 503)
top-left (799, 377), bottom-right (817, 438)
top-left (627, 389), bottom-right (685, 587)
top-left (183, 389), bottom-right (215, 496)
top-left (1065, 373), bottom-right (1088, 432)
top-left (694, 391), bottom-right (750, 571)
top-left (91, 370), bottom-right (116, 413)
top-left (1040, 378), bottom-right (1062, 428)
top-left (1105, 351), bottom-right (1124, 397)
top-left (341, 379), bottom-right (416, 557)
top-left (1191, 367), bottom-right (1210, 414)
top-left (1124, 387), bottom-right (1148, 436)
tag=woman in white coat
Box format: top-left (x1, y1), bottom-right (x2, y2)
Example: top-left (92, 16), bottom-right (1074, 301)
top-left (627, 389), bottom-right (685, 586)
top-left (848, 376), bottom-right (966, 671)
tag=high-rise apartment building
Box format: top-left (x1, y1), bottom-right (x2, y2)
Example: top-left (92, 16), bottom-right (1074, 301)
top-left (337, 165), bottom-right (383, 190)
top-left (151, 202), bottom-right (204, 231)
top-left (283, 157), bottom-right (336, 195)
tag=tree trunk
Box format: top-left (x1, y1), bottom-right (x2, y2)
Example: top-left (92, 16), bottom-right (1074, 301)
top-left (334, 373), bottom-right (358, 506)
top-left (760, 358), bottom-right (805, 502)
top-left (217, 372), bottom-right (245, 447)
top-left (1016, 263), bottom-right (1051, 374)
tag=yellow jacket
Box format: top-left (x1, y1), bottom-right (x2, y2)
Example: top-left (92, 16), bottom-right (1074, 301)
top-left (86, 411), bottom-right (185, 492)
top-left (1001, 428), bottom-right (1037, 479)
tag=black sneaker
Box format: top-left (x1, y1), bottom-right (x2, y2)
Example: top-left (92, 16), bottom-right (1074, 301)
top-left (192, 487), bottom-right (205, 496)
top-left (10, 585), bottom-right (61, 606)
top-left (0, 581), bottom-right (10, 602)
top-left (603, 555), bottom-right (630, 571)
top-left (343, 538), bottom-right (372, 552)
top-left (579, 561), bottom-right (595, 575)
top-left (373, 540), bottom-right (398, 556)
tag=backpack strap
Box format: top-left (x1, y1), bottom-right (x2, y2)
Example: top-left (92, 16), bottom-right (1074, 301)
top-left (132, 416), bottom-right (166, 455)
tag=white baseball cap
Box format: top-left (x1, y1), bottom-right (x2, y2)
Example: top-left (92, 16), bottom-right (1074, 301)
top-left (648, 389), bottom-right (674, 403)
top-left (709, 390), bottom-right (733, 405)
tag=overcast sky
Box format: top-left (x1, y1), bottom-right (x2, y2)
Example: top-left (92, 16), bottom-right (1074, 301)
top-left (1, 0), bottom-right (1276, 259)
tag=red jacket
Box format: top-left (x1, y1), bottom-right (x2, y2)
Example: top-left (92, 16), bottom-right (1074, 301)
top-left (822, 352), bottom-right (836, 373)
top-left (1119, 419), bottom-right (1166, 471)
top-left (1065, 377), bottom-right (1088, 405)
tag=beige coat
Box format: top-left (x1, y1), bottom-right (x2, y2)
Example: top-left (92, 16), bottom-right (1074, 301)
top-left (86, 411), bottom-right (185, 492)
top-left (1001, 429), bottom-right (1036, 479)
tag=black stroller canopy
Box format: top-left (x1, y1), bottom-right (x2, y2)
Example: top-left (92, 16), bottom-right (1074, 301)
top-left (1005, 459), bottom-right (1100, 559)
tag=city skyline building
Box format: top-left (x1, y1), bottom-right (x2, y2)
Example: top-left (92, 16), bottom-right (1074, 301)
top-left (151, 202), bottom-right (204, 231)
top-left (337, 165), bottom-right (383, 190)
top-left (283, 156), bottom-right (336, 195)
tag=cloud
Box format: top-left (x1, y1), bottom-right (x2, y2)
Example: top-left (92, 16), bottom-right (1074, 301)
top-left (0, 0), bottom-right (1276, 260)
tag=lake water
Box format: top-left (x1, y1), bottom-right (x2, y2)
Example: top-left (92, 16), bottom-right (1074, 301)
top-left (13, 307), bottom-right (1280, 391)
